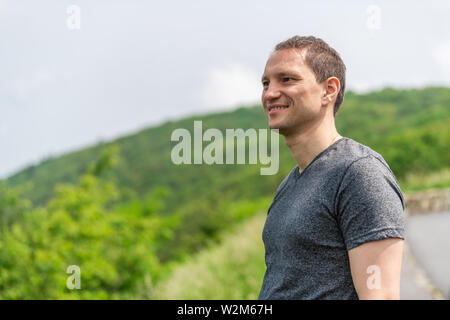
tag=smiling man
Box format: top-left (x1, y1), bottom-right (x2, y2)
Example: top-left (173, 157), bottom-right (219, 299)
top-left (258, 36), bottom-right (405, 300)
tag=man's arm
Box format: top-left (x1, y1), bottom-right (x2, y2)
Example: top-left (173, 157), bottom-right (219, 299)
top-left (348, 238), bottom-right (403, 300)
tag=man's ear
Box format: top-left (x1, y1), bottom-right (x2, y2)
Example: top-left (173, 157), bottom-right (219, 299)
top-left (322, 77), bottom-right (340, 107)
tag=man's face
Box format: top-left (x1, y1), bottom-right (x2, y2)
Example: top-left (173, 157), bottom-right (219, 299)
top-left (261, 48), bottom-right (325, 135)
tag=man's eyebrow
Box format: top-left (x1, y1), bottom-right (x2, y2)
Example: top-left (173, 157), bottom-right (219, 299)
top-left (261, 72), bottom-right (302, 82)
top-left (277, 71), bottom-right (302, 78)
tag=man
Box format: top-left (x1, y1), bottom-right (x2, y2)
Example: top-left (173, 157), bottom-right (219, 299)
top-left (258, 36), bottom-right (405, 300)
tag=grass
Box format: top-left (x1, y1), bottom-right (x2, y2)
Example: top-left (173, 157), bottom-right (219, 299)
top-left (400, 167), bottom-right (450, 193)
top-left (153, 213), bottom-right (267, 300)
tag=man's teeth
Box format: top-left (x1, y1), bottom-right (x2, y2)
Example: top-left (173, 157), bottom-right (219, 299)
top-left (270, 106), bottom-right (288, 111)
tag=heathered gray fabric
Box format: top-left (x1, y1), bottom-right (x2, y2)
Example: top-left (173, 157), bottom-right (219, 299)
top-left (258, 137), bottom-right (405, 300)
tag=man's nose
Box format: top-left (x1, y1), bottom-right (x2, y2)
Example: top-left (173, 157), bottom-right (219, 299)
top-left (263, 83), bottom-right (282, 102)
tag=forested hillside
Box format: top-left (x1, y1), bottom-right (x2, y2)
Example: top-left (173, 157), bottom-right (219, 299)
top-left (1, 86), bottom-right (449, 298)
top-left (7, 87), bottom-right (450, 204)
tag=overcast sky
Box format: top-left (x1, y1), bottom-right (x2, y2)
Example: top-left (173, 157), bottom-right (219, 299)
top-left (0, 0), bottom-right (449, 179)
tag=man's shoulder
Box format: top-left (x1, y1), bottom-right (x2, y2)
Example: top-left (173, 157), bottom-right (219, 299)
top-left (334, 137), bottom-right (391, 173)
top-left (337, 137), bottom-right (384, 161)
top-left (335, 138), bottom-right (403, 204)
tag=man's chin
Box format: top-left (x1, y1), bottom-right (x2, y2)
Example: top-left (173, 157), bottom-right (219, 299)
top-left (268, 120), bottom-right (282, 130)
top-left (269, 121), bottom-right (291, 136)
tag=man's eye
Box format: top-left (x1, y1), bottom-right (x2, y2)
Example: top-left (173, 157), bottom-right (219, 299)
top-left (262, 81), bottom-right (269, 87)
top-left (282, 77), bottom-right (294, 82)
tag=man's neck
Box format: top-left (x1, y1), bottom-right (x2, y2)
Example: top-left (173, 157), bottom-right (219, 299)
top-left (283, 121), bottom-right (342, 174)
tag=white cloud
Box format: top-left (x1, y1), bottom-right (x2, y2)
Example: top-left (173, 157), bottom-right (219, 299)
top-left (433, 42), bottom-right (450, 82)
top-left (13, 69), bottom-right (53, 101)
top-left (0, 0), bottom-right (7, 12)
top-left (0, 125), bottom-right (7, 138)
top-left (200, 63), bottom-right (261, 111)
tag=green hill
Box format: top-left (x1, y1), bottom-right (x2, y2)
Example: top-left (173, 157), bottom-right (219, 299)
top-left (1, 86), bottom-right (449, 298)
top-left (6, 87), bottom-right (450, 204)
top-left (4, 86), bottom-right (450, 261)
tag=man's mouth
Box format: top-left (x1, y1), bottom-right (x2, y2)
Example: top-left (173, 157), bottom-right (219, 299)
top-left (268, 105), bottom-right (289, 115)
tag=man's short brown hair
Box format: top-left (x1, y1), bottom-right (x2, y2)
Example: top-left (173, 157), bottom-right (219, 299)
top-left (274, 36), bottom-right (346, 116)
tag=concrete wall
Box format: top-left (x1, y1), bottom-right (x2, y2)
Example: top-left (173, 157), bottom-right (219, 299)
top-left (405, 188), bottom-right (450, 215)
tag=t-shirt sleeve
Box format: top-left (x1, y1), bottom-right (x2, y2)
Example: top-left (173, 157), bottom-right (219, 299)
top-left (336, 155), bottom-right (405, 250)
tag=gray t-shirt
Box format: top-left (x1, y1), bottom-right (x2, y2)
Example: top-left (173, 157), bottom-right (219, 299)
top-left (258, 137), bottom-right (405, 300)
